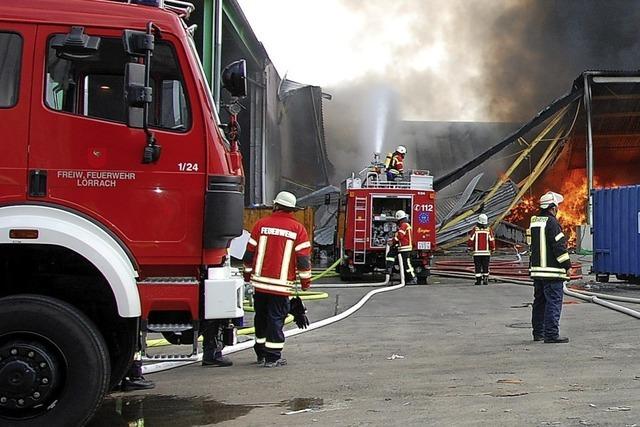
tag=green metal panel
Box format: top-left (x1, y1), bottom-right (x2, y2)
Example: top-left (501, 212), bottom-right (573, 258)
top-left (202, 0), bottom-right (213, 85)
top-left (222, 0), bottom-right (261, 66)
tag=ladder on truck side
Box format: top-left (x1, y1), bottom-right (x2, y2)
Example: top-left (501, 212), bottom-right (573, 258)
top-left (353, 196), bottom-right (368, 264)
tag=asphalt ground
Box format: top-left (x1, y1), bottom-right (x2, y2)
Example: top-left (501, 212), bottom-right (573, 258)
top-left (91, 260), bottom-right (640, 426)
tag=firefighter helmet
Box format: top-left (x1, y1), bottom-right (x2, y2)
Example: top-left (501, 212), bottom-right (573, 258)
top-left (478, 213), bottom-right (488, 225)
top-left (539, 191), bottom-right (564, 209)
top-left (395, 210), bottom-right (408, 221)
top-left (273, 191), bottom-right (297, 209)
top-left (396, 145), bottom-right (407, 155)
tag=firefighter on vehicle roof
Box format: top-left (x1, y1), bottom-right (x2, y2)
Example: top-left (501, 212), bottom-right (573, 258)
top-left (243, 191), bottom-right (312, 367)
top-left (467, 213), bottom-right (495, 286)
top-left (387, 210), bottom-right (417, 285)
top-left (385, 145), bottom-right (407, 182)
top-left (528, 191), bottom-right (572, 344)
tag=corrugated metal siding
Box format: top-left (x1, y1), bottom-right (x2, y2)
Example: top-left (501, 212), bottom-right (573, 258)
top-left (593, 185), bottom-right (640, 276)
top-left (244, 207), bottom-right (315, 243)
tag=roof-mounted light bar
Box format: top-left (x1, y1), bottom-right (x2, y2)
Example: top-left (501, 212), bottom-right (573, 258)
top-left (164, 0), bottom-right (195, 18)
top-left (113, 0), bottom-right (195, 19)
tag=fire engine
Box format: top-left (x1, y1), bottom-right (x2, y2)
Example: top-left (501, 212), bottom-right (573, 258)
top-left (339, 154), bottom-right (436, 283)
top-left (0, 0), bottom-right (246, 425)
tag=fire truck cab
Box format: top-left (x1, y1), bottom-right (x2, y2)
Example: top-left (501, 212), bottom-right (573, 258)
top-left (0, 0), bottom-right (245, 425)
top-left (339, 154), bottom-right (437, 283)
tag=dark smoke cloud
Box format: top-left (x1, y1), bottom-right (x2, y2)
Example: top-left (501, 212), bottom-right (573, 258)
top-left (323, 0), bottom-right (640, 182)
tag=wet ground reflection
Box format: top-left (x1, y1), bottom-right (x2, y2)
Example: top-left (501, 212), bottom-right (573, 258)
top-left (89, 395), bottom-right (256, 426)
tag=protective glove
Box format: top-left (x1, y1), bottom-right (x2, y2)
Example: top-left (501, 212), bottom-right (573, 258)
top-left (301, 278), bottom-right (311, 291)
top-left (289, 296), bottom-right (309, 329)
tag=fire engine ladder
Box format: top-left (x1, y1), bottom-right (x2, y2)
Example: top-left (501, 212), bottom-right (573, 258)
top-left (353, 196), bottom-right (368, 264)
top-left (139, 277), bottom-right (200, 362)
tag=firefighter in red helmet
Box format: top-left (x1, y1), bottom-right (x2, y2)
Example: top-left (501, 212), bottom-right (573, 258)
top-left (467, 213), bottom-right (495, 286)
top-left (243, 191), bottom-right (312, 367)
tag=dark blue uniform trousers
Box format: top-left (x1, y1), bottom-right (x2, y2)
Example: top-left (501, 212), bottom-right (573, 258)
top-left (531, 279), bottom-right (564, 339)
top-left (253, 292), bottom-right (290, 362)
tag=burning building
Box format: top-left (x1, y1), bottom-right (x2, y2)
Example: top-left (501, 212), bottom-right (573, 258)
top-left (431, 71), bottom-right (640, 249)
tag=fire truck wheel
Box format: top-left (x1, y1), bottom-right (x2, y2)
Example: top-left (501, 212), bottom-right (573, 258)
top-left (0, 294), bottom-right (110, 427)
top-left (339, 265), bottom-right (363, 281)
top-left (161, 330), bottom-right (195, 345)
top-left (107, 318), bottom-right (138, 392)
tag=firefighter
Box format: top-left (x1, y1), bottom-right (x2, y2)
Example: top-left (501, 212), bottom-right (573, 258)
top-left (201, 320), bottom-right (232, 367)
top-left (243, 191), bottom-right (312, 367)
top-left (528, 191), bottom-right (572, 344)
top-left (467, 213), bottom-right (495, 286)
top-left (385, 145), bottom-right (407, 181)
top-left (389, 210), bottom-right (417, 285)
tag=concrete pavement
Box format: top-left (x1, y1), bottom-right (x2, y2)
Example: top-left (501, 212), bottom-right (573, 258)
top-left (91, 274), bottom-right (640, 426)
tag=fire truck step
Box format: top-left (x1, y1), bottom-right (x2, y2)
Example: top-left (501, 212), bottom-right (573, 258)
top-left (142, 354), bottom-right (199, 362)
top-left (138, 277), bottom-right (199, 285)
top-left (145, 323), bottom-right (194, 333)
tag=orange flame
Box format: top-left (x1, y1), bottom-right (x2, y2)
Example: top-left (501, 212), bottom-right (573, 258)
top-left (505, 174), bottom-right (618, 248)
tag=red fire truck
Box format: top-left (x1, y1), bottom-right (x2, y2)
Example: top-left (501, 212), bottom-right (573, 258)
top-left (0, 0), bottom-right (246, 425)
top-left (339, 154), bottom-right (436, 283)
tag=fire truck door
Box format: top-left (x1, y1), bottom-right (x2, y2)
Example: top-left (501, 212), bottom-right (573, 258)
top-left (28, 26), bottom-right (206, 264)
top-left (0, 24), bottom-right (35, 203)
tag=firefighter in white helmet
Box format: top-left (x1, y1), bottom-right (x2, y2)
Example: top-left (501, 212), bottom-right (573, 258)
top-left (384, 145), bottom-right (407, 182)
top-left (528, 191), bottom-right (571, 344)
top-left (467, 213), bottom-right (495, 286)
top-left (386, 209), bottom-right (417, 285)
top-left (242, 191), bottom-right (312, 367)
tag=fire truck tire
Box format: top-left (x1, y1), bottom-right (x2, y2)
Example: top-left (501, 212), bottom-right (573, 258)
top-left (161, 330), bottom-right (195, 345)
top-left (0, 294), bottom-right (110, 427)
top-left (339, 265), bottom-right (363, 281)
top-left (107, 318), bottom-right (138, 391)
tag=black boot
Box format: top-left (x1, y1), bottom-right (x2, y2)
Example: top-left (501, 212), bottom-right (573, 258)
top-left (544, 336), bottom-right (569, 344)
top-left (121, 376), bottom-right (155, 391)
top-left (475, 277), bottom-right (481, 286)
top-left (202, 354), bottom-right (233, 367)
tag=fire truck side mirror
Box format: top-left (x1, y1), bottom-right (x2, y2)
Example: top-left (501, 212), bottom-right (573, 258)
top-left (51, 26), bottom-right (100, 61)
top-left (124, 62), bottom-right (149, 129)
top-left (122, 30), bottom-right (154, 57)
top-left (222, 60), bottom-right (247, 98)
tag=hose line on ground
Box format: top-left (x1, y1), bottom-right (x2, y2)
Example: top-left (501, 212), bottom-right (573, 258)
top-left (143, 258), bottom-right (408, 374)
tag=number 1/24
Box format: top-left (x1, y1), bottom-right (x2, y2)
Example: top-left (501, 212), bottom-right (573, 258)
top-left (178, 163), bottom-right (199, 172)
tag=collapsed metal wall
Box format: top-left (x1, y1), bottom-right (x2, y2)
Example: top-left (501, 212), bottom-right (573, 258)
top-left (430, 72), bottom-right (640, 249)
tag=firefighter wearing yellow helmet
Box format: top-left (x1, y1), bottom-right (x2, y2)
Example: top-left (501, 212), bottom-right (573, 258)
top-left (528, 191), bottom-right (571, 344)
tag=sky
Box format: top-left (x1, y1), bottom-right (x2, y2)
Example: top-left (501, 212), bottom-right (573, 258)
top-left (237, 0), bottom-right (640, 124)
top-left (236, 0), bottom-right (640, 181)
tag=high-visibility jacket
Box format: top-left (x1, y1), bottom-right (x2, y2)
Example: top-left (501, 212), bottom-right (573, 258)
top-left (393, 220), bottom-right (413, 252)
top-left (468, 226), bottom-right (495, 256)
top-left (243, 211), bottom-right (312, 296)
top-left (527, 210), bottom-right (571, 280)
top-left (387, 153), bottom-right (404, 176)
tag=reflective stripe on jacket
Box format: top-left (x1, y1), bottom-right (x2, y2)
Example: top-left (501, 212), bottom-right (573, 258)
top-left (243, 211), bottom-right (312, 296)
top-left (467, 226), bottom-right (495, 256)
top-left (388, 153), bottom-right (404, 175)
top-left (393, 221), bottom-right (413, 252)
top-left (528, 211), bottom-right (571, 280)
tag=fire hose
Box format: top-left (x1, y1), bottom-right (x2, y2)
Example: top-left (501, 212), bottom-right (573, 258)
top-left (432, 258), bottom-right (640, 319)
top-left (143, 258), bottom-right (409, 374)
